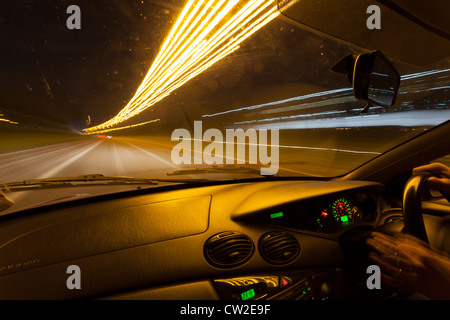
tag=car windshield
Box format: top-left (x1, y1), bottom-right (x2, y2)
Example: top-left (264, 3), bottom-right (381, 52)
top-left (1, 1), bottom-right (449, 212)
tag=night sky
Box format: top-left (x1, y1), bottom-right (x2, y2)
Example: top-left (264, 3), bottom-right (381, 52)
top-left (1, 1), bottom-right (185, 131)
top-left (0, 0), bottom-right (358, 134)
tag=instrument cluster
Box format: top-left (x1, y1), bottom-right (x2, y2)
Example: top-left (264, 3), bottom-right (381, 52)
top-left (261, 191), bottom-right (379, 234)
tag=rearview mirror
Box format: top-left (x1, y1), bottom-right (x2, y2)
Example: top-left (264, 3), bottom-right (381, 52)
top-left (354, 50), bottom-right (400, 110)
top-left (332, 50), bottom-right (400, 113)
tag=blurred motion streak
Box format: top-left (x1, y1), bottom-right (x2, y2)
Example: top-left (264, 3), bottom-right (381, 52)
top-left (83, 119), bottom-right (161, 135)
top-left (0, 111), bottom-right (19, 125)
top-left (201, 68), bottom-right (450, 128)
top-left (83, 0), bottom-right (280, 134)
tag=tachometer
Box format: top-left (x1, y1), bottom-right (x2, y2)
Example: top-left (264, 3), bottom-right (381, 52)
top-left (332, 198), bottom-right (352, 223)
top-left (316, 196), bottom-right (365, 231)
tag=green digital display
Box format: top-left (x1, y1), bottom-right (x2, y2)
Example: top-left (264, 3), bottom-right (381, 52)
top-left (241, 288), bottom-right (256, 300)
top-left (270, 212), bottom-right (284, 219)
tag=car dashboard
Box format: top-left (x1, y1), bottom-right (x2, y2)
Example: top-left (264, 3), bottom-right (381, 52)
top-left (0, 179), bottom-right (385, 300)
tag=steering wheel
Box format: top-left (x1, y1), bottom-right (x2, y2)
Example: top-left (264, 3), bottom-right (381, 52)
top-left (402, 172), bottom-right (431, 243)
top-left (334, 172), bottom-right (433, 300)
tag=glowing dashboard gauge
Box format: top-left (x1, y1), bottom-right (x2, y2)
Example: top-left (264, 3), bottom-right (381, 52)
top-left (331, 198), bottom-right (352, 223)
top-left (316, 197), bottom-right (365, 230)
top-left (352, 206), bottom-right (363, 221)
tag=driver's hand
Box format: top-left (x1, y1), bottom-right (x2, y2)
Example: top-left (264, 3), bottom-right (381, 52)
top-left (366, 232), bottom-right (450, 299)
top-left (413, 163), bottom-right (450, 195)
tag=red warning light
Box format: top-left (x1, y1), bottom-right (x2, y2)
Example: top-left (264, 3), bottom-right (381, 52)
top-left (280, 277), bottom-right (291, 287)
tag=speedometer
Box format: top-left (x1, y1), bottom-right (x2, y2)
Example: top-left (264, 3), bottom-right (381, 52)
top-left (315, 195), bottom-right (371, 231)
top-left (331, 198), bottom-right (352, 223)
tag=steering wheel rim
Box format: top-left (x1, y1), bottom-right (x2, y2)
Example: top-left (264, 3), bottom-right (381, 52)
top-left (402, 172), bottom-right (430, 243)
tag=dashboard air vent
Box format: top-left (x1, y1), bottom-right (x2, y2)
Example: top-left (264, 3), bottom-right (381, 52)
top-left (259, 231), bottom-right (300, 265)
top-left (204, 231), bottom-right (254, 268)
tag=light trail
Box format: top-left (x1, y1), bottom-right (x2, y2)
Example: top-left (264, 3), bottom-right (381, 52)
top-left (400, 68), bottom-right (450, 81)
top-left (233, 109), bottom-right (450, 129)
top-left (201, 88), bottom-right (353, 118)
top-left (0, 118), bottom-right (19, 125)
top-left (0, 112), bottom-right (19, 125)
top-left (180, 137), bottom-right (382, 155)
top-left (83, 0), bottom-right (280, 134)
top-left (201, 69), bottom-right (450, 119)
top-left (83, 119), bottom-right (161, 135)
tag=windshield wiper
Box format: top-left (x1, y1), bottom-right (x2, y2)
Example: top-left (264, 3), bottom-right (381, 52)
top-left (166, 165), bottom-right (267, 176)
top-left (0, 174), bottom-right (210, 193)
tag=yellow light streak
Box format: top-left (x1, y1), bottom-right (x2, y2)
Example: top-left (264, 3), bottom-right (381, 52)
top-left (82, 119), bottom-right (161, 135)
top-left (0, 116), bottom-right (19, 125)
top-left (84, 0), bottom-right (280, 134)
